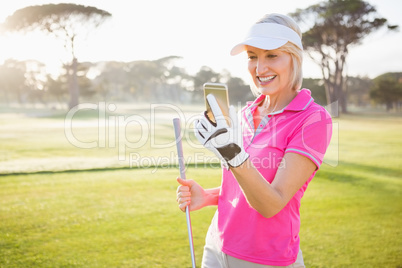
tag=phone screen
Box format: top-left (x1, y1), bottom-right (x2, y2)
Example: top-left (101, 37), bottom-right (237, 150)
top-left (203, 83), bottom-right (229, 124)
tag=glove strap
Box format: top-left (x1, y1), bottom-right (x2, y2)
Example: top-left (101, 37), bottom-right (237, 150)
top-left (216, 143), bottom-right (242, 162)
top-left (228, 150), bottom-right (249, 168)
top-left (215, 143), bottom-right (249, 170)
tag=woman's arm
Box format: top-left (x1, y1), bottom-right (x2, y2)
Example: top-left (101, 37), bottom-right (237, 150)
top-left (230, 152), bottom-right (316, 218)
top-left (176, 177), bottom-right (220, 212)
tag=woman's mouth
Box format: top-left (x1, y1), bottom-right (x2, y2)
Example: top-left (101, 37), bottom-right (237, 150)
top-left (258, 75), bottom-right (276, 84)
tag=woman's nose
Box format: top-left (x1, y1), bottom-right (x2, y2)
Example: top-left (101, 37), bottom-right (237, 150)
top-left (256, 58), bottom-right (268, 75)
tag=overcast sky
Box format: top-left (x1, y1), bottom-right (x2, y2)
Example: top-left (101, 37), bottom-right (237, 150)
top-left (0, 0), bottom-right (401, 82)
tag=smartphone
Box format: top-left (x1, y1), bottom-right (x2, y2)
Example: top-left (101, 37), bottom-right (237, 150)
top-left (203, 83), bottom-right (230, 124)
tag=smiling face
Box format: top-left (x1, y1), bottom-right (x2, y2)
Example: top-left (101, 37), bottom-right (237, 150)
top-left (246, 46), bottom-right (293, 97)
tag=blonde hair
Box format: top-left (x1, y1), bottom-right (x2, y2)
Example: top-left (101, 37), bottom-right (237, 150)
top-left (251, 13), bottom-right (303, 95)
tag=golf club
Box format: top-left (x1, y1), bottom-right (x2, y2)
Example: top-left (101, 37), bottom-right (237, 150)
top-left (173, 118), bottom-right (196, 268)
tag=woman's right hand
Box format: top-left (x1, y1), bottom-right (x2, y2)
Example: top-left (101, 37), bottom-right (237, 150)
top-left (176, 177), bottom-right (207, 212)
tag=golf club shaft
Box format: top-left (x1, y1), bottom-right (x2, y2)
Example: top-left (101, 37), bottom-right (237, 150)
top-left (173, 118), bottom-right (196, 268)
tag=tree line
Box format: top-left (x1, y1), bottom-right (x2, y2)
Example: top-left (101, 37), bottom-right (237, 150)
top-left (0, 57), bottom-right (254, 107)
top-left (0, 57), bottom-right (400, 112)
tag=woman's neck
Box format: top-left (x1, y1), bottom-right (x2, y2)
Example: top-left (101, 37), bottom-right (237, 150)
top-left (253, 90), bottom-right (298, 130)
top-left (260, 90), bottom-right (297, 114)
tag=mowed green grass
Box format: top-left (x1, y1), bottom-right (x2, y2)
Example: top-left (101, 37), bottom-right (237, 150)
top-left (1, 110), bottom-right (401, 267)
top-left (0, 105), bottom-right (211, 174)
top-left (0, 168), bottom-right (219, 267)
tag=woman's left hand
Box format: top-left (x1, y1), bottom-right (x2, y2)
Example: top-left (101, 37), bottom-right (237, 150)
top-left (194, 94), bottom-right (249, 169)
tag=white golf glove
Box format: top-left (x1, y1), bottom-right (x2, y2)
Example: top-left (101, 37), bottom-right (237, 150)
top-left (194, 94), bottom-right (249, 170)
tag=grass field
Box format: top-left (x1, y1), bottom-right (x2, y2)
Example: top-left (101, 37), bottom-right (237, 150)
top-left (0, 105), bottom-right (401, 267)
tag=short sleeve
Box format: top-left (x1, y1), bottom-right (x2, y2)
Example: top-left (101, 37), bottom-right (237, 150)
top-left (285, 108), bottom-right (332, 169)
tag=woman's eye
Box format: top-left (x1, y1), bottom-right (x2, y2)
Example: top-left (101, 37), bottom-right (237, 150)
top-left (247, 55), bottom-right (257, 60)
top-left (267, 54), bottom-right (277, 58)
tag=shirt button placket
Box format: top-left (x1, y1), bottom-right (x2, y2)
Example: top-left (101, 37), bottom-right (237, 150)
top-left (253, 116), bottom-right (271, 142)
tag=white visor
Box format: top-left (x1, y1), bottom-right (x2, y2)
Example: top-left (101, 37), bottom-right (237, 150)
top-left (230, 23), bottom-right (303, 55)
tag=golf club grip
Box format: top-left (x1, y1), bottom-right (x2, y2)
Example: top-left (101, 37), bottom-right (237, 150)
top-left (173, 118), bottom-right (186, 180)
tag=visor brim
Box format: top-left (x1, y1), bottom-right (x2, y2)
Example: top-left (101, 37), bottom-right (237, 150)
top-left (230, 38), bottom-right (289, 56)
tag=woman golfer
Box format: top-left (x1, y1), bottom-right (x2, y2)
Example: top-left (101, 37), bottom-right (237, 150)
top-left (176, 13), bottom-right (332, 268)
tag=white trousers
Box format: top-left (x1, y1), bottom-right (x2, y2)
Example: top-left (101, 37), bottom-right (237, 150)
top-left (201, 214), bottom-right (305, 268)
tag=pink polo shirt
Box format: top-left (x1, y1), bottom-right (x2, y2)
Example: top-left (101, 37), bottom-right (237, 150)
top-left (217, 89), bottom-right (332, 266)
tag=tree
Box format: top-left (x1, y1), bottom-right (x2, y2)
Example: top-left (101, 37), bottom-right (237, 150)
top-left (290, 0), bottom-right (397, 113)
top-left (302, 78), bottom-right (327, 105)
top-left (22, 60), bottom-right (48, 104)
top-left (126, 58), bottom-right (174, 102)
top-left (92, 61), bottom-right (129, 101)
top-left (0, 60), bottom-right (26, 104)
top-left (1, 3), bottom-right (111, 109)
top-left (345, 76), bottom-right (372, 107)
top-left (156, 57), bottom-right (192, 102)
top-left (90, 56), bottom-right (187, 102)
top-left (370, 73), bottom-right (402, 111)
top-left (192, 66), bottom-right (222, 101)
top-left (226, 76), bottom-right (254, 105)
top-left (46, 74), bottom-right (68, 105)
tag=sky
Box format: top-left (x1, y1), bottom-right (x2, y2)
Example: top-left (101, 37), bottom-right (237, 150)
top-left (0, 0), bottom-right (401, 82)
